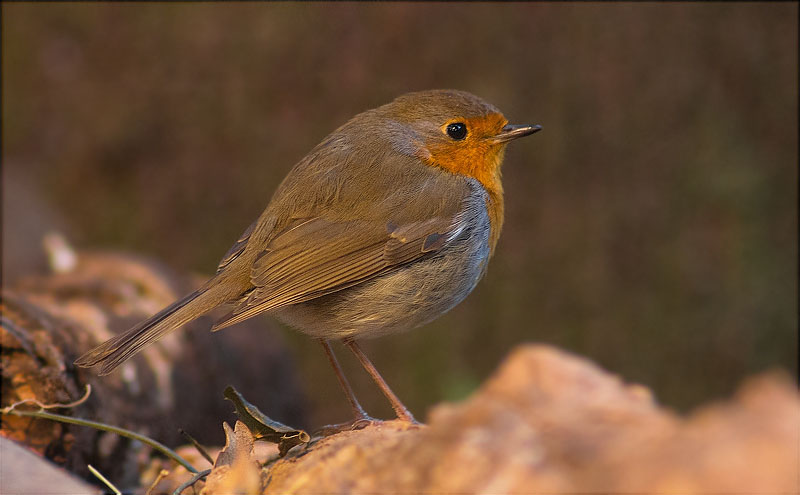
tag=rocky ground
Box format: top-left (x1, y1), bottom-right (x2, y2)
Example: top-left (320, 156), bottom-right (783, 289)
top-left (2, 248), bottom-right (797, 494)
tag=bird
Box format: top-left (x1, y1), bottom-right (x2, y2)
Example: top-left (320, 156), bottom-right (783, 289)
top-left (75, 89), bottom-right (540, 425)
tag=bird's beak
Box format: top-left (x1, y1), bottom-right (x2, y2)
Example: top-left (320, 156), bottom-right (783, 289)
top-left (491, 124), bottom-right (542, 144)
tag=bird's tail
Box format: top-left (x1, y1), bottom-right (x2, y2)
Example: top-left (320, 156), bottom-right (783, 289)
top-left (74, 280), bottom-right (232, 375)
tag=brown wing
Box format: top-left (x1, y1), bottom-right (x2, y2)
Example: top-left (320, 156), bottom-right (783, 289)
top-left (210, 214), bottom-right (461, 331)
top-left (215, 220), bottom-right (257, 274)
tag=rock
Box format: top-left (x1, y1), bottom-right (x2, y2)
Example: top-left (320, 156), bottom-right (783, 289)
top-left (258, 345), bottom-right (798, 494)
top-left (0, 437), bottom-right (100, 495)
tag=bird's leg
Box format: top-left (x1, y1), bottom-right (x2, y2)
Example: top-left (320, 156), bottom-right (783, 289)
top-left (343, 339), bottom-right (417, 423)
top-left (319, 339), bottom-right (371, 421)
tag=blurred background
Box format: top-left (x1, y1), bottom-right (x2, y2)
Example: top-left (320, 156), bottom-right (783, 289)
top-left (3, 3), bottom-right (797, 428)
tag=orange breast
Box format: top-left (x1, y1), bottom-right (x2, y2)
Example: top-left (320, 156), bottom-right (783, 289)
top-left (420, 113), bottom-right (508, 255)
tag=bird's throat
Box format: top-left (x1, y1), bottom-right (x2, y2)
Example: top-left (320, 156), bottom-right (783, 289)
top-left (423, 144), bottom-right (506, 257)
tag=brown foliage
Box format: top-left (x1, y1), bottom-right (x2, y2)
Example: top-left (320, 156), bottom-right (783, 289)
top-left (1, 246), bottom-right (306, 490)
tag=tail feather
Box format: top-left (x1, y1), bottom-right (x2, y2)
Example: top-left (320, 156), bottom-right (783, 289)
top-left (75, 282), bottom-right (231, 375)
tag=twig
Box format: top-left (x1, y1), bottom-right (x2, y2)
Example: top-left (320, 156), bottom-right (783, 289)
top-left (88, 464), bottom-right (121, 495)
top-left (0, 384), bottom-right (92, 413)
top-left (2, 407), bottom-right (198, 474)
top-left (146, 469), bottom-right (171, 495)
top-left (172, 468), bottom-right (212, 495)
top-left (179, 428), bottom-right (214, 466)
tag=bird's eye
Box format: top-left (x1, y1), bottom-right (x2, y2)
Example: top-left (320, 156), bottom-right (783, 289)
top-left (445, 122), bottom-right (467, 140)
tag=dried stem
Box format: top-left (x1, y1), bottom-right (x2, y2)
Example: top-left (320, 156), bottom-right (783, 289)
top-left (2, 395), bottom-right (199, 474)
top-left (88, 464), bottom-right (121, 495)
top-left (179, 428), bottom-right (214, 466)
top-left (172, 468), bottom-right (212, 495)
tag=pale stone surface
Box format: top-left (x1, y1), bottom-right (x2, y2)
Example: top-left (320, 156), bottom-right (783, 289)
top-left (1, 437), bottom-right (99, 495)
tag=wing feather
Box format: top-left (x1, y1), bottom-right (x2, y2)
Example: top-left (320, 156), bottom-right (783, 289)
top-left (211, 214), bottom-right (461, 331)
top-left (215, 220), bottom-right (257, 273)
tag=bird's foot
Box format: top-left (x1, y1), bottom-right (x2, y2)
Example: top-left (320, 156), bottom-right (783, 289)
top-left (312, 415), bottom-right (380, 437)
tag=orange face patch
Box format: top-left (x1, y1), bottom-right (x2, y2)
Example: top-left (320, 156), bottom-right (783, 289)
top-left (426, 113), bottom-right (508, 188)
top-left (421, 112), bottom-right (510, 255)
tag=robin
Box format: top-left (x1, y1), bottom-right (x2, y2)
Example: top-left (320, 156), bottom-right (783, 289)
top-left (76, 89), bottom-right (540, 424)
